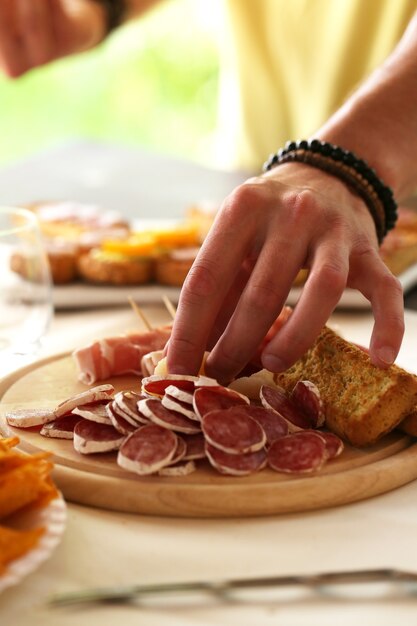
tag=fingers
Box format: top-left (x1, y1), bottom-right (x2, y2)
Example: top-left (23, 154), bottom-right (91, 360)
top-left (352, 257), bottom-right (404, 367)
top-left (261, 240), bottom-right (349, 372)
top-left (17, 0), bottom-right (55, 67)
top-left (205, 233), bottom-right (307, 382)
top-left (0, 2), bottom-right (28, 77)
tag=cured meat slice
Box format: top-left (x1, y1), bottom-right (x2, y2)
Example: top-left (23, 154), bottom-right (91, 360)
top-left (73, 326), bottom-right (172, 384)
top-left (182, 432), bottom-right (206, 460)
top-left (235, 405), bottom-right (288, 445)
top-left (164, 384), bottom-right (194, 405)
top-left (206, 444), bottom-right (267, 476)
top-left (167, 436), bottom-right (187, 465)
top-left (161, 394), bottom-right (199, 421)
top-left (72, 402), bottom-right (112, 425)
top-left (267, 431), bottom-right (327, 474)
top-left (193, 386), bottom-right (249, 420)
top-left (40, 414), bottom-right (82, 439)
top-left (138, 399), bottom-right (201, 434)
top-left (117, 424), bottom-right (178, 475)
top-left (260, 385), bottom-right (314, 431)
top-left (291, 380), bottom-right (325, 428)
top-left (5, 407), bottom-right (56, 428)
top-left (201, 407), bottom-right (266, 454)
top-left (73, 419), bottom-right (126, 454)
top-left (106, 402), bottom-right (137, 435)
top-left (318, 431), bottom-right (344, 459)
top-left (113, 391), bottom-right (148, 426)
top-left (159, 460), bottom-right (196, 476)
top-left (141, 375), bottom-right (197, 398)
top-left (54, 384), bottom-right (114, 418)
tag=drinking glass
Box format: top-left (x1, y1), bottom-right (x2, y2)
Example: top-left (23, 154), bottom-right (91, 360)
top-left (0, 207), bottom-right (53, 375)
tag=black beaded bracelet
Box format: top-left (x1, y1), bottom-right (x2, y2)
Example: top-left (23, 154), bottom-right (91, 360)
top-left (92, 0), bottom-right (127, 34)
top-left (262, 139), bottom-right (398, 243)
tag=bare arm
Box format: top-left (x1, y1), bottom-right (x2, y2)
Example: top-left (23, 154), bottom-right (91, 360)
top-left (0, 0), bottom-right (163, 77)
top-left (167, 13), bottom-right (417, 382)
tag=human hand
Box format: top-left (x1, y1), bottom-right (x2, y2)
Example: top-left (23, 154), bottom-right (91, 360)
top-left (167, 163), bottom-right (404, 382)
top-left (0, 0), bottom-right (106, 77)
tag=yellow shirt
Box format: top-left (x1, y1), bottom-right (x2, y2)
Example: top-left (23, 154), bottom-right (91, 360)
top-left (217, 0), bottom-right (417, 172)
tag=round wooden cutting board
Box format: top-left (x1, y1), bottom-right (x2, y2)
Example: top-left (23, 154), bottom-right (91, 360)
top-left (2, 354), bottom-right (417, 518)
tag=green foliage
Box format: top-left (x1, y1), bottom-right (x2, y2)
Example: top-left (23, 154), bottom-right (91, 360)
top-left (0, 0), bottom-right (219, 164)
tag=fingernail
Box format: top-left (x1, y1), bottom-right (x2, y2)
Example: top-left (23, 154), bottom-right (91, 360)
top-left (375, 346), bottom-right (396, 365)
top-left (168, 364), bottom-right (190, 375)
top-left (262, 354), bottom-right (287, 373)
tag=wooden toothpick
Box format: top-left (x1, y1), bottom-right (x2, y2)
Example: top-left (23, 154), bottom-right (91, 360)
top-left (127, 296), bottom-right (153, 331)
top-left (162, 294), bottom-right (177, 321)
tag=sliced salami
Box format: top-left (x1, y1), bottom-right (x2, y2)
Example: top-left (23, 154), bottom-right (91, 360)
top-left (161, 394), bottom-right (199, 421)
top-left (193, 385), bottom-right (249, 420)
top-left (5, 407), bottom-right (56, 428)
top-left (141, 375), bottom-right (197, 398)
top-left (138, 398), bottom-right (201, 434)
top-left (234, 405), bottom-right (288, 445)
top-left (183, 432), bottom-right (206, 460)
top-left (167, 435), bottom-right (187, 465)
top-left (54, 384), bottom-right (114, 418)
top-left (267, 431), bottom-right (327, 474)
top-left (318, 431), bottom-right (344, 459)
top-left (159, 460), bottom-right (196, 476)
top-left (201, 407), bottom-right (266, 454)
top-left (206, 444), bottom-right (267, 476)
top-left (291, 380), bottom-right (325, 428)
top-left (40, 414), bottom-right (82, 439)
top-left (106, 401), bottom-right (137, 435)
top-left (164, 384), bottom-right (194, 406)
top-left (73, 419), bottom-right (126, 454)
top-left (72, 401), bottom-right (112, 425)
top-left (113, 391), bottom-right (148, 426)
top-left (260, 385), bottom-right (314, 431)
top-left (117, 424), bottom-right (178, 475)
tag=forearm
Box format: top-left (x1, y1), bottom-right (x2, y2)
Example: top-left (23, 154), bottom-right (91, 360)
top-left (317, 12), bottom-right (417, 202)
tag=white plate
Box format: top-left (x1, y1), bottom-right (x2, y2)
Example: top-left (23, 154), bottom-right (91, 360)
top-left (0, 494), bottom-right (66, 593)
top-left (53, 264), bottom-right (417, 310)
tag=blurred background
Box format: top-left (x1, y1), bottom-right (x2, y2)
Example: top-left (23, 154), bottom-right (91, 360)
top-left (0, 0), bottom-right (221, 168)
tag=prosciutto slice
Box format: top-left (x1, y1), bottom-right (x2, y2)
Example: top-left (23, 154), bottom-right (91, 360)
top-left (73, 326), bottom-right (172, 384)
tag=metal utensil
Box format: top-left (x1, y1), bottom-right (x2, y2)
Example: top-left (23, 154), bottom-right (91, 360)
top-left (48, 568), bottom-right (417, 607)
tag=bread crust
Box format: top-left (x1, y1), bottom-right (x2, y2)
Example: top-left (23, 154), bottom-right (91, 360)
top-left (77, 252), bottom-right (153, 285)
top-left (275, 327), bottom-right (417, 447)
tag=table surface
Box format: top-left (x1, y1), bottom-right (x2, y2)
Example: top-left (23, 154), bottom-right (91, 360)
top-left (2, 142), bottom-right (417, 625)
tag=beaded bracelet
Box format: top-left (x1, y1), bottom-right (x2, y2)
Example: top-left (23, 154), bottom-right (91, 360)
top-left (92, 0), bottom-right (126, 34)
top-left (262, 139), bottom-right (398, 243)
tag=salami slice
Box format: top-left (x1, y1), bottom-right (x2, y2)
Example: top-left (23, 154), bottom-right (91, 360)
top-left (72, 402), bottom-right (112, 425)
top-left (201, 407), bottom-right (266, 454)
top-left (193, 386), bottom-right (249, 420)
top-left (291, 380), bottom-right (325, 428)
top-left (267, 431), bottom-right (327, 474)
top-left (73, 419), bottom-right (126, 454)
top-left (260, 385), bottom-right (314, 431)
top-left (234, 405), bottom-right (288, 445)
top-left (141, 375), bottom-right (197, 398)
top-left (106, 401), bottom-right (137, 435)
top-left (183, 432), bottom-right (206, 460)
top-left (164, 384), bottom-right (194, 406)
top-left (5, 407), bottom-right (56, 428)
top-left (117, 424), bottom-right (178, 475)
top-left (206, 444), bottom-right (267, 476)
top-left (54, 384), bottom-right (114, 418)
top-left (113, 391), bottom-right (149, 426)
top-left (166, 436), bottom-right (187, 465)
top-left (159, 460), bottom-right (196, 476)
top-left (138, 398), bottom-right (201, 434)
top-left (318, 431), bottom-right (344, 459)
top-left (161, 394), bottom-right (199, 421)
top-left (40, 414), bottom-right (82, 439)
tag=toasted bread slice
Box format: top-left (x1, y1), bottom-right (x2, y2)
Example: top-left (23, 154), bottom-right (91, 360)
top-left (399, 407), bottom-right (417, 437)
top-left (275, 327), bottom-right (417, 447)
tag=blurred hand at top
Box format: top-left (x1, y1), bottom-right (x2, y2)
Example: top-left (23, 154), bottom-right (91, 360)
top-left (0, 0), bottom-right (106, 77)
